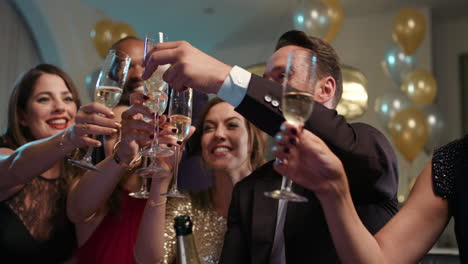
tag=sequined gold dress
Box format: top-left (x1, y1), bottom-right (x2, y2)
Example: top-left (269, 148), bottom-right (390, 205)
top-left (162, 197), bottom-right (227, 264)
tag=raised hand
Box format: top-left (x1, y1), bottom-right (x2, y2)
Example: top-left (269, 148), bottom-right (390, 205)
top-left (142, 41), bottom-right (232, 94)
top-left (272, 122), bottom-right (348, 198)
top-left (70, 102), bottom-right (120, 148)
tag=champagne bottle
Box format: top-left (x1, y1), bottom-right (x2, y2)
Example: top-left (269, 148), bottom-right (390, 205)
top-left (174, 215), bottom-right (201, 264)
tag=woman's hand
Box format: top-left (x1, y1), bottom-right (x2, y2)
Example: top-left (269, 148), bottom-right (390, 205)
top-left (272, 122), bottom-right (348, 198)
top-left (69, 102), bottom-right (120, 148)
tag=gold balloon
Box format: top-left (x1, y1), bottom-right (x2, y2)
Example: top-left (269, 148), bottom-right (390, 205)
top-left (388, 107), bottom-right (428, 162)
top-left (91, 19), bottom-right (115, 58)
top-left (392, 8), bottom-right (426, 55)
top-left (322, 0), bottom-right (344, 43)
top-left (112, 22), bottom-right (137, 43)
top-left (401, 70), bottom-right (437, 106)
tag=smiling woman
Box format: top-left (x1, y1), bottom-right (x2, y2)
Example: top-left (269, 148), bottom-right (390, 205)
top-left (133, 97), bottom-right (267, 264)
top-left (0, 64), bottom-right (121, 263)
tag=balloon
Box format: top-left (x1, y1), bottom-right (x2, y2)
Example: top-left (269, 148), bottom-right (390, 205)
top-left (388, 107), bottom-right (428, 162)
top-left (91, 19), bottom-right (115, 58)
top-left (420, 105), bottom-right (445, 154)
top-left (112, 22), bottom-right (137, 43)
top-left (392, 8), bottom-right (426, 55)
top-left (86, 68), bottom-right (101, 99)
top-left (401, 70), bottom-right (437, 106)
top-left (374, 91), bottom-right (412, 131)
top-left (336, 65), bottom-right (368, 119)
top-left (322, 0), bottom-right (344, 43)
top-left (293, 0), bottom-right (330, 39)
top-left (381, 43), bottom-right (416, 86)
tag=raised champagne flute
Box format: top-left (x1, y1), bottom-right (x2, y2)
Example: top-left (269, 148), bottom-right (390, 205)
top-left (140, 32), bottom-right (173, 158)
top-left (264, 49), bottom-right (317, 202)
top-left (129, 156), bottom-right (151, 199)
top-left (161, 87), bottom-right (192, 198)
top-left (69, 49), bottom-right (131, 171)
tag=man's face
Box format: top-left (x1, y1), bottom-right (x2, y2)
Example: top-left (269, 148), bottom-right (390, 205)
top-left (115, 39), bottom-right (145, 93)
top-left (263, 45), bottom-right (307, 84)
top-left (264, 45), bottom-right (333, 106)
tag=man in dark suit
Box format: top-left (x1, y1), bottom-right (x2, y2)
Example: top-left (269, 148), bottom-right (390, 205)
top-left (142, 30), bottom-right (399, 263)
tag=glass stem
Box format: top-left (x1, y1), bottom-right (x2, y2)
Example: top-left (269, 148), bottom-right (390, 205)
top-left (284, 177), bottom-right (293, 192)
top-left (171, 145), bottom-right (180, 192)
top-left (82, 135), bottom-right (96, 162)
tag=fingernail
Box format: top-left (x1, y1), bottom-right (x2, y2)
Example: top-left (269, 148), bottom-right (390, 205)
top-left (177, 141), bottom-right (183, 145)
top-left (110, 111), bottom-right (115, 116)
top-left (291, 128), bottom-right (298, 135)
top-left (283, 147), bottom-right (289, 154)
top-left (166, 117), bottom-right (171, 122)
top-left (280, 124), bottom-right (287, 131)
top-left (167, 143), bottom-right (173, 148)
top-left (143, 95), bottom-right (150, 100)
top-left (271, 145), bottom-right (278, 152)
top-left (275, 134), bottom-right (283, 141)
top-left (149, 134), bottom-right (155, 139)
top-left (96, 141), bottom-right (102, 147)
top-left (172, 128), bottom-right (177, 133)
top-left (289, 138), bottom-right (296, 145)
top-left (114, 122), bottom-right (122, 128)
top-left (112, 128), bottom-right (118, 134)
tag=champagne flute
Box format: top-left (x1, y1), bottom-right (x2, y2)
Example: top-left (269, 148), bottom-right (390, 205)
top-left (264, 49), bottom-right (317, 202)
top-left (161, 87), bottom-right (193, 198)
top-left (129, 157), bottom-right (152, 199)
top-left (69, 49), bottom-right (131, 171)
top-left (140, 32), bottom-right (173, 158)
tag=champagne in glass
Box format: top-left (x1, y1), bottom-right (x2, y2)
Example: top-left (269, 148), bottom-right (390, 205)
top-left (161, 88), bottom-right (193, 198)
top-left (68, 49), bottom-right (131, 171)
top-left (264, 49), bottom-right (317, 202)
top-left (282, 91), bottom-right (315, 125)
top-left (140, 32), bottom-right (173, 158)
top-left (95, 86), bottom-right (123, 109)
top-left (169, 115), bottom-right (192, 141)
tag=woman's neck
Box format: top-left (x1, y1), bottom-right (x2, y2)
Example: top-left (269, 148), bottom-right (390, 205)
top-left (211, 167), bottom-right (251, 217)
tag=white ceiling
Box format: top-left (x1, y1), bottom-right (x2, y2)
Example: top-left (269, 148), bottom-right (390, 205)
top-left (82, 0), bottom-right (468, 52)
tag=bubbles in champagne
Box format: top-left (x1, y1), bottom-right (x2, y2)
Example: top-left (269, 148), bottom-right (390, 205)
top-left (144, 64), bottom-right (169, 93)
top-left (282, 92), bottom-right (314, 125)
top-left (170, 115), bottom-right (192, 141)
top-left (144, 91), bottom-right (169, 115)
top-left (95, 86), bottom-right (123, 108)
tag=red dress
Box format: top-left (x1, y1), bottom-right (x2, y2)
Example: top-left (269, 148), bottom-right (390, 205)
top-left (75, 189), bottom-right (146, 264)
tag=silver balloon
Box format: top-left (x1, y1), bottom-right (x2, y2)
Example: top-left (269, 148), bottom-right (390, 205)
top-left (420, 105), bottom-right (445, 154)
top-left (293, 0), bottom-right (330, 38)
top-left (86, 68), bottom-right (101, 100)
top-left (381, 43), bottom-right (416, 86)
top-left (374, 91), bottom-right (412, 131)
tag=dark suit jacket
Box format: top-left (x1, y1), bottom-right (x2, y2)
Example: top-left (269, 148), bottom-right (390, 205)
top-left (220, 75), bottom-right (399, 264)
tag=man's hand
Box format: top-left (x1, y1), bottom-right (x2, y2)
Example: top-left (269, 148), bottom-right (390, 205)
top-left (142, 41), bottom-right (232, 94)
top-left (272, 122), bottom-right (348, 199)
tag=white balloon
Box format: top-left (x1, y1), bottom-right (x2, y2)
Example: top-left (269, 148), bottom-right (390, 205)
top-left (381, 43), bottom-right (416, 86)
top-left (420, 105), bottom-right (445, 154)
top-left (293, 0), bottom-right (330, 38)
top-left (374, 91), bottom-right (412, 131)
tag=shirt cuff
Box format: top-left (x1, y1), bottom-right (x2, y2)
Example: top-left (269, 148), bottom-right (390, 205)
top-left (217, 65), bottom-right (251, 107)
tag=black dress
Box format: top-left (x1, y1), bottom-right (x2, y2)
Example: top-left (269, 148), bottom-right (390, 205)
top-left (0, 145), bottom-right (75, 263)
top-left (432, 135), bottom-right (468, 262)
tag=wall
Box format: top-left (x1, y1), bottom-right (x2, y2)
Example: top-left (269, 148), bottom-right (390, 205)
top-left (433, 16), bottom-right (468, 143)
top-left (12, 0), bottom-right (106, 102)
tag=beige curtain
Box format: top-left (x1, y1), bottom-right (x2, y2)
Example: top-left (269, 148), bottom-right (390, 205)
top-left (0, 0), bottom-right (41, 132)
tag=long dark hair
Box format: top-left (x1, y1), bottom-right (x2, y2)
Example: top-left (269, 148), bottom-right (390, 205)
top-left (0, 63), bottom-right (83, 185)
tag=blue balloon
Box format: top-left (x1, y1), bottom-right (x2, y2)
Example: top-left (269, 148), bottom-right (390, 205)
top-left (381, 43), bottom-right (416, 86)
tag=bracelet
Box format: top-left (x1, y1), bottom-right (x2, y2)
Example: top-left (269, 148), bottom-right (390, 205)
top-left (148, 198), bottom-right (167, 207)
top-left (112, 141), bottom-right (141, 170)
